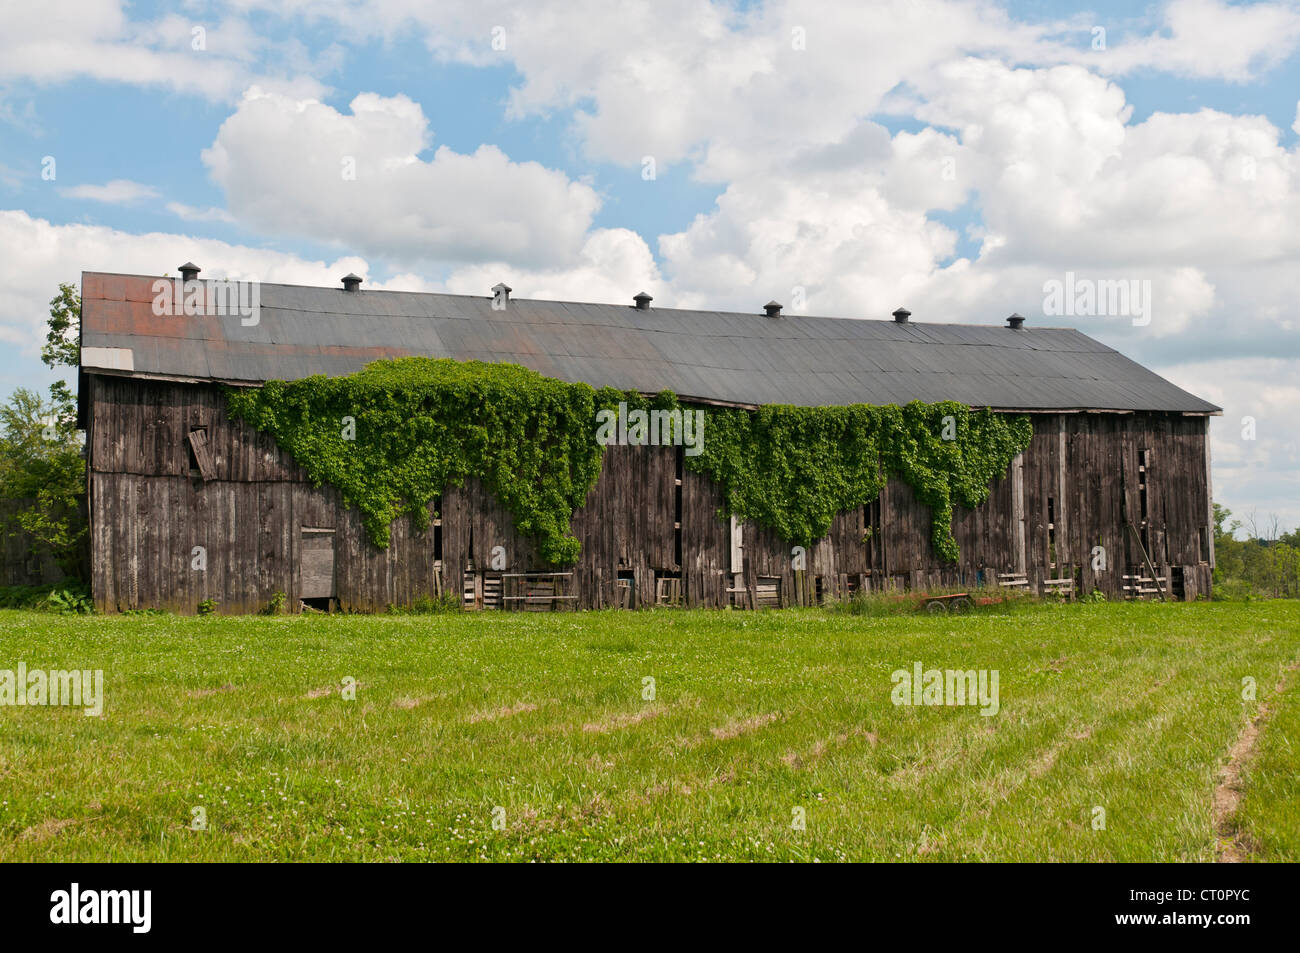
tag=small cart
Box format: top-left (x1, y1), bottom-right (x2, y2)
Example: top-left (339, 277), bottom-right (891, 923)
top-left (920, 592), bottom-right (974, 614)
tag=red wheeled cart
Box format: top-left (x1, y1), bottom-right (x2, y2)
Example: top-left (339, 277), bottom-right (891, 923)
top-left (919, 592), bottom-right (975, 614)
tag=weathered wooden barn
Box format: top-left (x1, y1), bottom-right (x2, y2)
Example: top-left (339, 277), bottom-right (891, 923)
top-left (77, 268), bottom-right (1220, 613)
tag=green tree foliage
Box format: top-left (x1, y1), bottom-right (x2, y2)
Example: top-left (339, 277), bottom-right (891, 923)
top-left (1213, 503), bottom-right (1300, 599)
top-left (229, 358), bottom-right (1032, 565)
top-left (0, 282), bottom-right (88, 579)
top-left (0, 388), bottom-right (87, 577)
top-left (42, 282), bottom-right (81, 428)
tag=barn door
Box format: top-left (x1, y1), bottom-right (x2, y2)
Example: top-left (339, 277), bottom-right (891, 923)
top-left (300, 528), bottom-right (336, 605)
top-left (729, 515), bottom-right (743, 575)
top-left (728, 515), bottom-right (746, 607)
top-left (1012, 452), bottom-right (1027, 575)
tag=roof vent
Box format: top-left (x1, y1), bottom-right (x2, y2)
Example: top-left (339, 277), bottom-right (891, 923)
top-left (892, 307), bottom-right (911, 323)
top-left (178, 262), bottom-right (200, 282)
top-left (633, 291), bottom-right (653, 310)
top-left (491, 282), bottom-right (512, 303)
top-left (764, 300), bottom-right (783, 318)
top-left (341, 273), bottom-right (363, 292)
top-left (1006, 313), bottom-right (1026, 330)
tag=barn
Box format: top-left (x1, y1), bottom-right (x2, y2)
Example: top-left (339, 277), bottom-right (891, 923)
top-left (76, 267), bottom-right (1220, 613)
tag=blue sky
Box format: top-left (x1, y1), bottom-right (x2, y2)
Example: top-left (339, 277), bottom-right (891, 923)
top-left (1, 55), bottom-right (730, 273)
top-left (0, 0), bottom-right (1297, 529)
top-left (5, 2), bottom-right (1299, 280)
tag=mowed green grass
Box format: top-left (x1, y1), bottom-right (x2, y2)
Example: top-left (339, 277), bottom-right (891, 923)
top-left (1236, 656), bottom-right (1300, 861)
top-left (1, 601), bottom-right (1297, 862)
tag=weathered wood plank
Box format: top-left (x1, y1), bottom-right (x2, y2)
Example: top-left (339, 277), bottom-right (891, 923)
top-left (81, 379), bottom-right (1214, 611)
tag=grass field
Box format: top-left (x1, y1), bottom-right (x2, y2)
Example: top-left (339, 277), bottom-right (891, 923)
top-left (1236, 655), bottom-right (1300, 862)
top-left (1, 601), bottom-right (1297, 862)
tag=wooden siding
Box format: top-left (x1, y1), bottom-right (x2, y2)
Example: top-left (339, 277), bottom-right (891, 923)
top-left (86, 376), bottom-right (1213, 612)
top-left (0, 499), bottom-right (68, 586)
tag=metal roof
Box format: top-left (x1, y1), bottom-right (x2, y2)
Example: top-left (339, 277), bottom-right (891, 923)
top-left (77, 272), bottom-right (1221, 413)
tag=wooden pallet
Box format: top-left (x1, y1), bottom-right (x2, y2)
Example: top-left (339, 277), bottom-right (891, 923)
top-left (655, 576), bottom-right (683, 607)
top-left (754, 576), bottom-right (781, 609)
top-left (482, 572), bottom-right (502, 610)
top-left (997, 572), bottom-right (1030, 590)
top-left (501, 572), bottom-right (577, 611)
top-left (724, 576), bottom-right (783, 609)
top-left (1124, 524), bottom-right (1168, 601)
top-left (1043, 577), bottom-right (1076, 600)
top-left (1122, 573), bottom-right (1168, 600)
top-left (461, 570), bottom-right (503, 610)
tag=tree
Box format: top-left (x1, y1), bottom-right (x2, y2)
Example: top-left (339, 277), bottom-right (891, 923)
top-left (1210, 501), bottom-right (1300, 599)
top-left (0, 283), bottom-right (87, 579)
top-left (42, 281), bottom-right (80, 429)
top-left (1212, 502), bottom-right (1237, 541)
top-left (0, 387), bottom-right (86, 577)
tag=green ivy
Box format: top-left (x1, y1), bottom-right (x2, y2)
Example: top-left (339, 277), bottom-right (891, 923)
top-left (227, 358), bottom-right (1031, 566)
top-left (683, 401), bottom-right (1032, 562)
top-left (226, 357), bottom-right (614, 565)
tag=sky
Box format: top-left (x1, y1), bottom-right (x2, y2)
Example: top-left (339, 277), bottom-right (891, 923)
top-left (0, 0), bottom-right (1296, 533)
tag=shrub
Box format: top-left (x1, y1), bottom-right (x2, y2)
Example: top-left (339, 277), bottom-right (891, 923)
top-left (0, 580), bottom-right (92, 614)
top-left (260, 591), bottom-right (287, 615)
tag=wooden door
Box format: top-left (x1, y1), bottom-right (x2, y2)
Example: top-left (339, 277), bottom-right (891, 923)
top-left (300, 528), bottom-right (336, 600)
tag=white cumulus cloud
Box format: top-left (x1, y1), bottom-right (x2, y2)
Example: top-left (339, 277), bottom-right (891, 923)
top-left (202, 88), bottom-right (604, 269)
